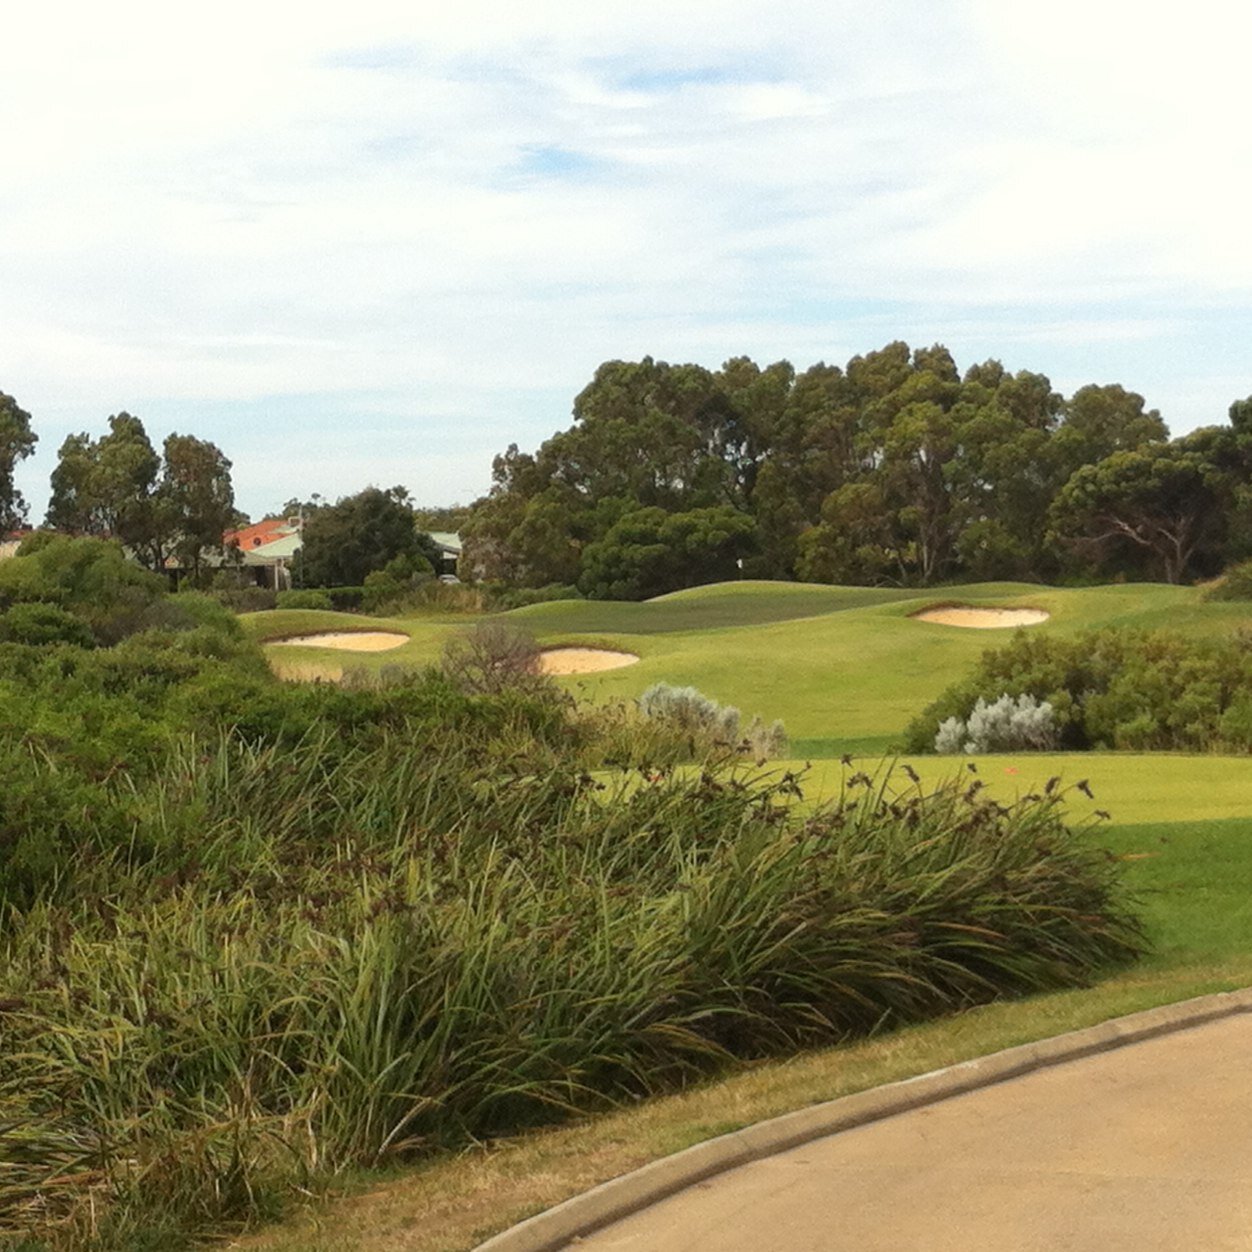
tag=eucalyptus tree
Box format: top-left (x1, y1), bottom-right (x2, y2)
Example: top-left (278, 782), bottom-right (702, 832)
top-left (0, 391), bottom-right (37, 531)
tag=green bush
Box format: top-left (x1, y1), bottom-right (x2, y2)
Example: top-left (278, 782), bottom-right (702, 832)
top-left (209, 584), bottom-right (277, 612)
top-left (489, 582), bottom-right (583, 610)
top-left (906, 627), bottom-right (1252, 753)
top-left (275, 588), bottom-right (334, 610)
top-left (325, 585), bottom-right (367, 610)
top-left (0, 535), bottom-right (169, 643)
top-left (0, 602), bottom-right (95, 648)
top-left (1205, 559), bottom-right (1252, 600)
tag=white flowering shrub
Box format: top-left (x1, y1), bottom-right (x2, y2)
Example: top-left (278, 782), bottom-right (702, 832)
top-left (639, 683), bottom-right (741, 741)
top-left (744, 715), bottom-right (790, 764)
top-left (934, 693), bottom-right (1057, 754)
top-left (638, 684), bottom-right (789, 761)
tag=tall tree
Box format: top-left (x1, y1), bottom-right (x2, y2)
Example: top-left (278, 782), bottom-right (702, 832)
top-left (298, 486), bottom-right (435, 587)
top-left (0, 391), bottom-right (37, 532)
top-left (45, 432), bottom-right (102, 535)
top-left (160, 434), bottom-right (236, 581)
top-left (46, 414), bottom-right (233, 573)
top-left (97, 414), bottom-right (162, 567)
top-left (578, 506), bottom-right (757, 600)
top-left (46, 413), bottom-right (161, 563)
top-left (1049, 444), bottom-right (1223, 583)
top-left (1053, 384), bottom-right (1168, 482)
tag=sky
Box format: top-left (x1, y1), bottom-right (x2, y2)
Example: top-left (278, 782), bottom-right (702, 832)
top-left (4, 0), bottom-right (1251, 523)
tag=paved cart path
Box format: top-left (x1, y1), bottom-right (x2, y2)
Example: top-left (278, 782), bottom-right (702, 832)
top-left (570, 1013), bottom-right (1252, 1252)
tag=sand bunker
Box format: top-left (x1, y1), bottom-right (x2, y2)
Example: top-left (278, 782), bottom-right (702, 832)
top-left (913, 607), bottom-right (1050, 629)
top-left (539, 647), bottom-right (640, 675)
top-left (270, 632), bottom-right (409, 652)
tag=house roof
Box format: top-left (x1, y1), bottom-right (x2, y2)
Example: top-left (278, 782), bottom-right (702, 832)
top-left (241, 531), bottom-right (303, 564)
top-left (428, 531), bottom-right (462, 554)
top-left (225, 517), bottom-right (300, 551)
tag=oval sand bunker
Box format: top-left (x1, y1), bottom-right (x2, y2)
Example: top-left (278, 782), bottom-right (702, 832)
top-left (271, 632), bottom-right (409, 652)
top-left (912, 607), bottom-right (1049, 629)
top-left (539, 647), bottom-right (639, 675)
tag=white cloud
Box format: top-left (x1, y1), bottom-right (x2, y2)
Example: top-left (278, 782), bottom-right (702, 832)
top-left (3, 0), bottom-right (1249, 519)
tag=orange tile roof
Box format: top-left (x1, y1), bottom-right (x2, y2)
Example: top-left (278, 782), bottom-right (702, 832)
top-left (224, 517), bottom-right (298, 551)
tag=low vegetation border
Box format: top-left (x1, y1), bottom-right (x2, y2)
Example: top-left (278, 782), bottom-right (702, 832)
top-left (234, 962), bottom-right (1252, 1252)
top-left (476, 988), bottom-right (1252, 1252)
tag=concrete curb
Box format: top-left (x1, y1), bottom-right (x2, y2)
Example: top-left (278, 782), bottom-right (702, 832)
top-left (474, 987), bottom-right (1252, 1252)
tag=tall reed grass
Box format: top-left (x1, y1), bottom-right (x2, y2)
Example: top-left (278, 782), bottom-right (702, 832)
top-left (0, 731), bottom-right (1141, 1250)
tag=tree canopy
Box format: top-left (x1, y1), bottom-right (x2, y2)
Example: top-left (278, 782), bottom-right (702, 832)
top-left (464, 344), bottom-right (1243, 595)
top-left (297, 486), bottom-right (441, 587)
top-left (0, 391), bottom-right (38, 532)
top-left (45, 414), bottom-right (235, 576)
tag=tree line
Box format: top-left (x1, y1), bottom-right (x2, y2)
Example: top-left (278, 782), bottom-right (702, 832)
top-left (0, 397), bottom-right (237, 580)
top-left (8, 340), bottom-right (1252, 601)
top-left (462, 342), bottom-right (1252, 596)
top-left (0, 395), bottom-right (455, 597)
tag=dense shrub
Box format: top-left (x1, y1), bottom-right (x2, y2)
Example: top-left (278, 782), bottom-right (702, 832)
top-left (0, 535), bottom-right (168, 643)
top-left (488, 582), bottom-right (583, 610)
top-left (0, 602), bottom-right (96, 648)
top-left (1205, 559), bottom-right (1252, 601)
top-left (275, 588), bottom-right (334, 610)
top-left (210, 584), bottom-right (277, 612)
top-left (324, 584), bottom-right (366, 610)
top-left (354, 552), bottom-right (437, 613)
top-left (363, 572), bottom-right (486, 615)
top-left (907, 627), bottom-right (1252, 753)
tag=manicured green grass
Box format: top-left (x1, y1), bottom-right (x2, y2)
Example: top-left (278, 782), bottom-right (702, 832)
top-left (1104, 819), bottom-right (1252, 966)
top-left (785, 752), bottom-right (1252, 826)
top-left (240, 609), bottom-right (453, 678)
top-left (246, 581), bottom-right (1251, 751)
top-left (528, 582), bottom-right (1250, 748)
top-left (507, 580), bottom-right (928, 633)
top-left (777, 753), bottom-right (1252, 971)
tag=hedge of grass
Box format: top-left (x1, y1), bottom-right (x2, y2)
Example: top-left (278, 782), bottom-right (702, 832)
top-left (2, 743), bottom-right (1141, 1249)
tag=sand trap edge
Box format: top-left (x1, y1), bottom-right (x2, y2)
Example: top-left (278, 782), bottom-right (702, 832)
top-left (267, 631), bottom-right (410, 652)
top-left (911, 606), bottom-right (1050, 629)
top-left (539, 647), bottom-right (641, 675)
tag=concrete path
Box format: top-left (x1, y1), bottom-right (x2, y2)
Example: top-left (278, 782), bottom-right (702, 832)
top-left (570, 1013), bottom-right (1252, 1251)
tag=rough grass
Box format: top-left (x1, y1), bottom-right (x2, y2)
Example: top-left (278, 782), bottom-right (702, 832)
top-left (1, 743), bottom-right (1141, 1250)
